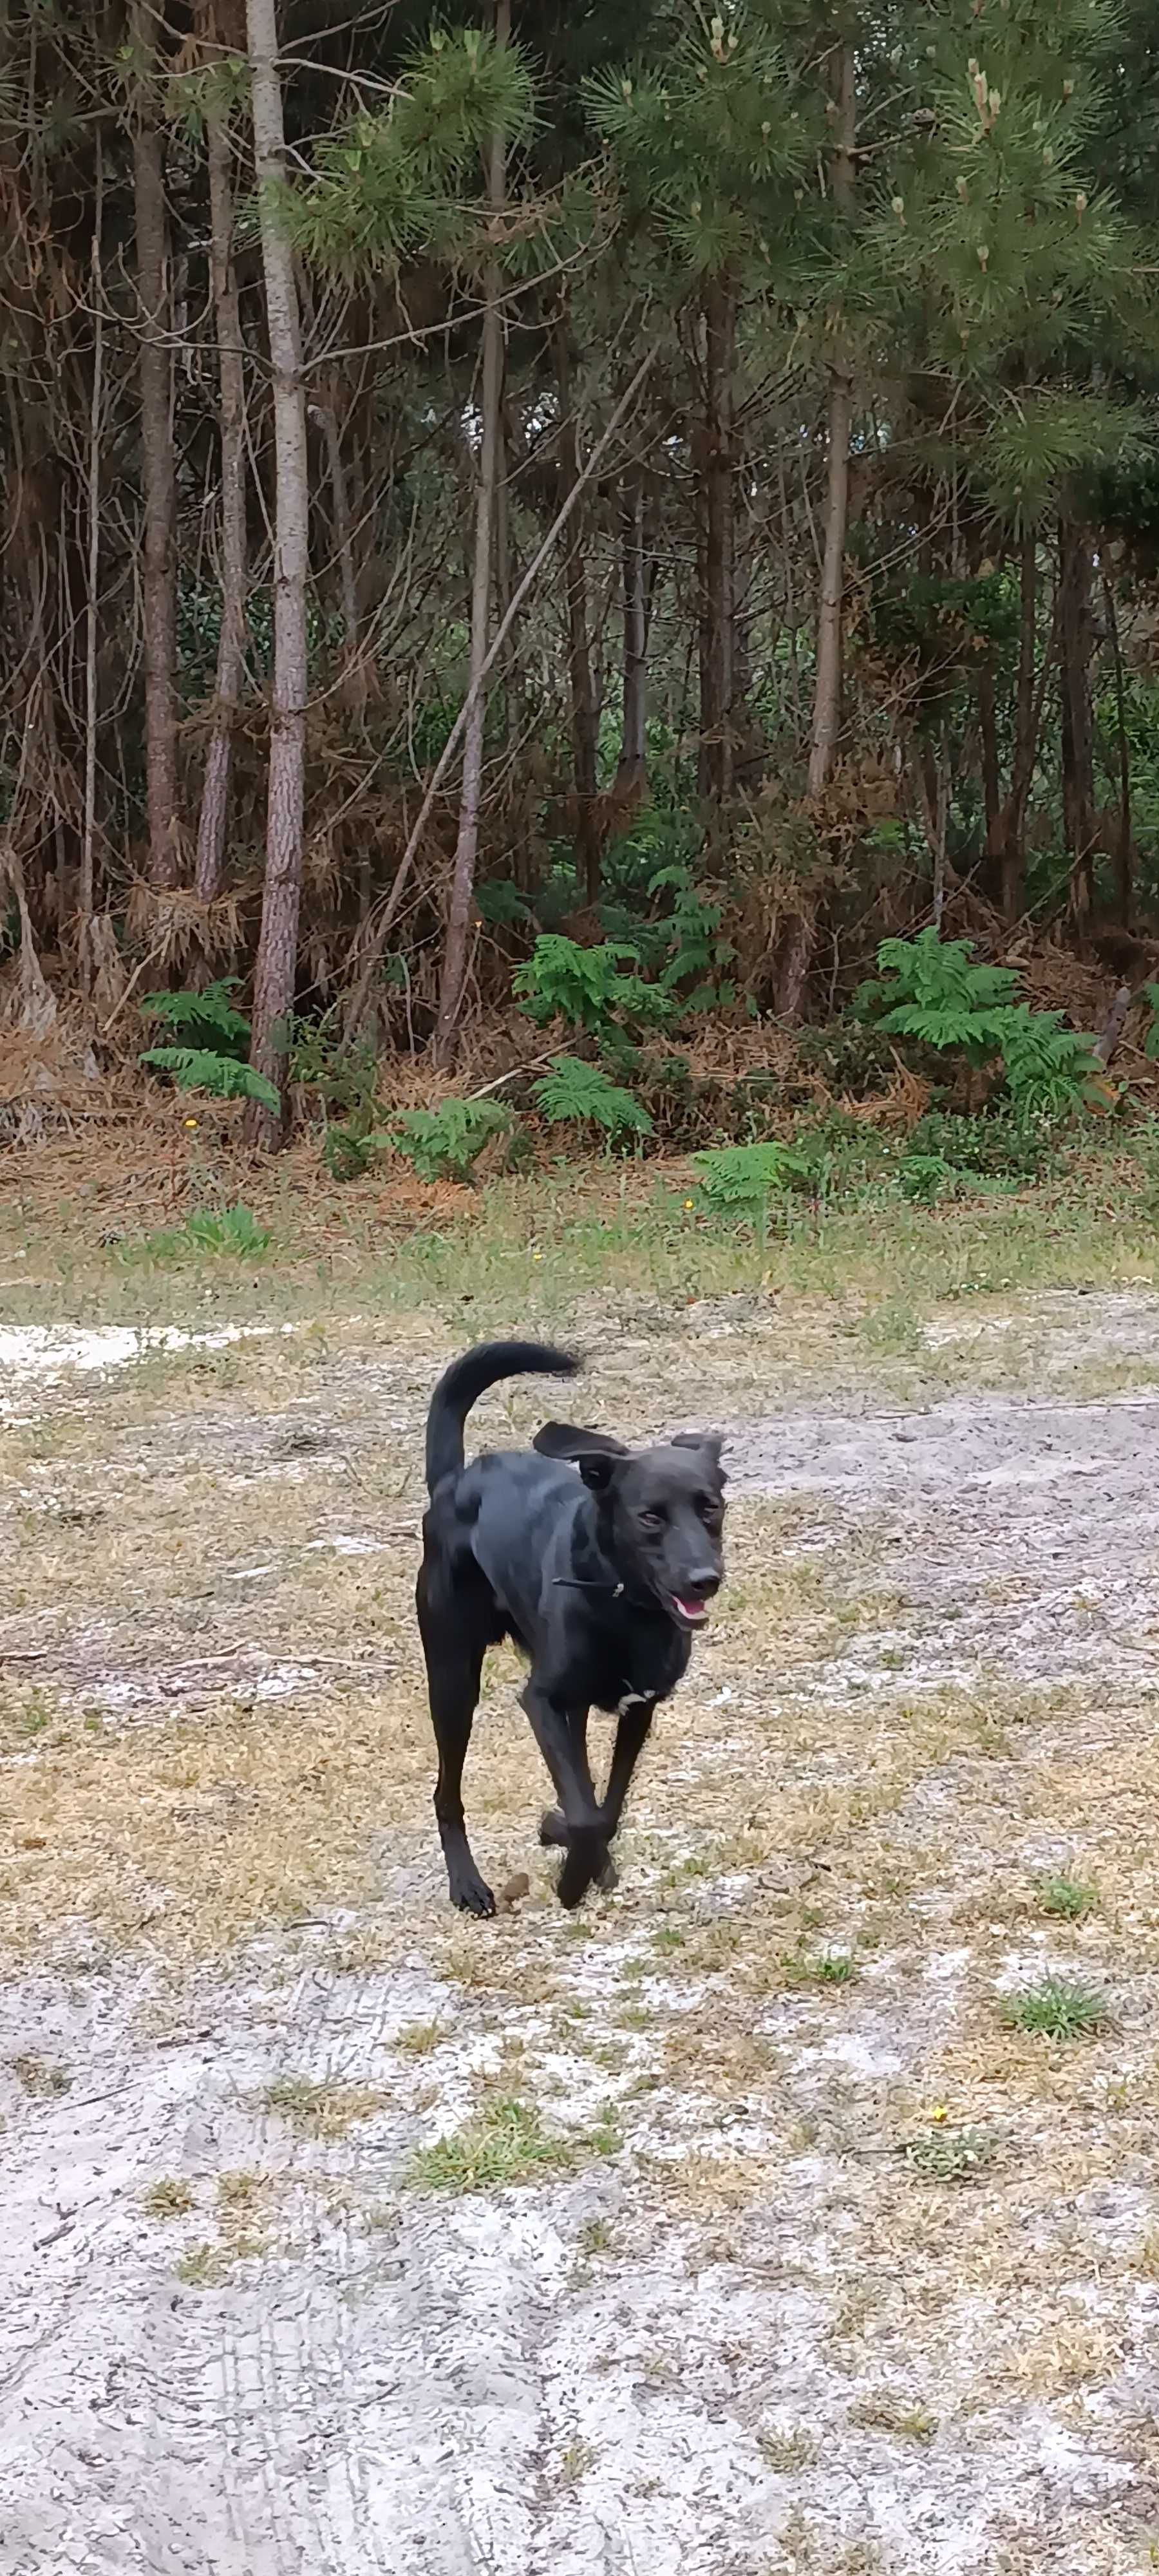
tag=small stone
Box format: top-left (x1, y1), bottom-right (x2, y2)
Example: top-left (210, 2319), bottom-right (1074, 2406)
top-left (498, 1873), bottom-right (531, 1909)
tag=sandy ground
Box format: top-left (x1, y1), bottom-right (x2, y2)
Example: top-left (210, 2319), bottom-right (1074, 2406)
top-left (5, 1291), bottom-right (1159, 2575)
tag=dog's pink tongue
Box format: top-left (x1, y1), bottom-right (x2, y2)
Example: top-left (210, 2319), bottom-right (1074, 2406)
top-left (675, 1594), bottom-right (707, 1622)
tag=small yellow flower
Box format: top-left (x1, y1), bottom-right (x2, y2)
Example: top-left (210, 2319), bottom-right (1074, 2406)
top-left (532, 1251), bottom-right (543, 1262)
top-left (684, 1198), bottom-right (695, 1209)
top-left (930, 2103), bottom-right (949, 2125)
top-left (184, 1117), bottom-right (199, 1130)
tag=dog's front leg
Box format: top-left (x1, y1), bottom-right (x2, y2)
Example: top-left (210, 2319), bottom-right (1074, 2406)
top-left (520, 1682), bottom-right (609, 1909)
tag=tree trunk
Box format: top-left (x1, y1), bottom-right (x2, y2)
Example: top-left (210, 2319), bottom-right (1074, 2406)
top-left (617, 464), bottom-right (649, 788)
top-left (697, 274), bottom-right (735, 806)
top-left (433, 0), bottom-right (509, 1069)
top-left (977, 664), bottom-right (1000, 854)
top-left (1059, 515), bottom-right (1096, 945)
top-left (988, 531), bottom-right (1039, 918)
top-left (1102, 569), bottom-right (1132, 928)
top-left (194, 87), bottom-right (249, 903)
top-left (777, 37), bottom-right (855, 1023)
top-left (243, 0), bottom-right (309, 1146)
top-left (807, 43), bottom-right (856, 803)
top-left (79, 144), bottom-right (103, 984)
top-left (131, 0), bottom-right (180, 890)
top-left (314, 388), bottom-right (366, 717)
top-left (554, 319), bottom-right (600, 907)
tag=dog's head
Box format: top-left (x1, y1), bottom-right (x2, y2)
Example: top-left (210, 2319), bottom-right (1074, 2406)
top-left (534, 1421), bottom-right (726, 1631)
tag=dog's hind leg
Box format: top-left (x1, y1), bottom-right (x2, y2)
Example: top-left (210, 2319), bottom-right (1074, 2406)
top-left (417, 1564), bottom-right (495, 1917)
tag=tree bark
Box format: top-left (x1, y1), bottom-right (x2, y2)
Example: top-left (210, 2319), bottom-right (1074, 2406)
top-left (1102, 569), bottom-right (1133, 928)
top-left (554, 319), bottom-right (600, 907)
top-left (433, 0), bottom-right (509, 1068)
top-left (777, 37), bottom-right (855, 1023)
top-left (617, 463), bottom-right (650, 788)
top-left (194, 80), bottom-right (249, 902)
top-left (697, 273), bottom-right (735, 805)
top-left (807, 43), bottom-right (856, 803)
top-left (988, 531), bottom-right (1039, 918)
top-left (1059, 515), bottom-right (1096, 945)
top-left (79, 143), bottom-right (103, 982)
top-left (244, 0), bottom-right (309, 1145)
top-left (131, 0), bottom-right (180, 890)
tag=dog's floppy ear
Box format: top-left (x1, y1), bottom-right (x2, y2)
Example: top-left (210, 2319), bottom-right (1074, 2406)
top-left (533, 1421), bottom-right (629, 1461)
top-left (672, 1431), bottom-right (727, 1479)
top-left (534, 1421), bottom-right (628, 1494)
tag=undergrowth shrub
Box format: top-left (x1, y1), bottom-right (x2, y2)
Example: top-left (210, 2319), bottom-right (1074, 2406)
top-left (513, 935), bottom-right (672, 1037)
top-left (905, 1106), bottom-right (1060, 1182)
top-left (532, 1057), bottom-right (652, 1141)
top-left (127, 1204), bottom-right (272, 1263)
top-left (391, 1099), bottom-right (513, 1182)
top-left (139, 981), bottom-right (279, 1113)
top-left (690, 1140), bottom-right (818, 1220)
top-left (854, 929), bottom-right (1101, 1115)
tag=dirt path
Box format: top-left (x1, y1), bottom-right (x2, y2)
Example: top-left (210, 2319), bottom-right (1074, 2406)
top-left (4, 1296), bottom-right (1159, 2575)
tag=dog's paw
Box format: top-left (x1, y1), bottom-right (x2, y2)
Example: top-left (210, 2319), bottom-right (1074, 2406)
top-left (449, 1870), bottom-right (496, 1918)
top-left (557, 1831), bottom-right (610, 1911)
top-left (538, 1806), bottom-right (567, 1848)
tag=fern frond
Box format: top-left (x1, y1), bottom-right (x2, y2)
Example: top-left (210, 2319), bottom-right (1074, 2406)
top-left (139, 1046), bottom-right (279, 1110)
top-left (532, 1058), bottom-right (652, 1138)
top-left (140, 979), bottom-right (251, 1048)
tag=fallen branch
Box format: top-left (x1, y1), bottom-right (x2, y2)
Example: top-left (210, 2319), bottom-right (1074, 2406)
top-left (343, 341), bottom-right (660, 1035)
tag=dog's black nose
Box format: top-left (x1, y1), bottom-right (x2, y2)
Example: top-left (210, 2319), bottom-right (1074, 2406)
top-left (686, 1569), bottom-right (721, 1600)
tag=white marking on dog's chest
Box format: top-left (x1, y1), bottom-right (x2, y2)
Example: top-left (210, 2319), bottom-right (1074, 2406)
top-left (617, 1690), bottom-right (654, 1718)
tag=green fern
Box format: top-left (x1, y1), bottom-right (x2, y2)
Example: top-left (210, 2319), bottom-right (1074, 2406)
top-left (997, 1007), bottom-right (1101, 1115)
top-left (140, 978), bottom-right (251, 1056)
top-left (138, 1047), bottom-right (280, 1112)
top-left (691, 1141), bottom-right (816, 1216)
top-left (391, 1098), bottom-right (513, 1182)
top-left (513, 935), bottom-right (672, 1037)
top-left (856, 929), bottom-right (1098, 1110)
top-left (532, 1057), bottom-right (652, 1139)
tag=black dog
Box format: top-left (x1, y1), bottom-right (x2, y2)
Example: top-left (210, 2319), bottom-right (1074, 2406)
top-left (417, 1340), bottom-right (726, 1915)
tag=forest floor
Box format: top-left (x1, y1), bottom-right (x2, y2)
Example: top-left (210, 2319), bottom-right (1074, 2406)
top-left (5, 1146), bottom-right (1159, 2575)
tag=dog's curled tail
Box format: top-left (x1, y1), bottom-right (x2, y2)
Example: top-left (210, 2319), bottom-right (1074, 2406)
top-left (425, 1340), bottom-right (580, 1493)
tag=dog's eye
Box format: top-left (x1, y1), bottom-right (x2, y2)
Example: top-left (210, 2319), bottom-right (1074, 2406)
top-left (639, 1508), bottom-right (666, 1531)
top-left (696, 1495), bottom-right (722, 1524)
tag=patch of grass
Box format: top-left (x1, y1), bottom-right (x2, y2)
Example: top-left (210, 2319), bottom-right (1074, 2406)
top-left (859, 1300), bottom-right (925, 1356)
top-left (758, 2426), bottom-right (818, 2472)
top-left (1036, 1870), bottom-right (1097, 1920)
top-left (129, 1204), bottom-right (274, 1264)
top-left (174, 2240), bottom-right (218, 2286)
top-left (406, 2096), bottom-right (574, 2194)
top-left (9, 2052), bottom-right (71, 2098)
top-left (782, 1949), bottom-right (858, 1989)
top-left (395, 2020), bottom-right (444, 2056)
top-left (903, 2125), bottom-right (996, 2183)
top-left (216, 2168), bottom-right (267, 2214)
top-left (143, 2175), bottom-right (196, 2218)
top-left (578, 2215), bottom-right (612, 2256)
top-left (263, 2076), bottom-right (388, 2139)
top-left (1001, 1976), bottom-right (1109, 2040)
top-left (850, 2393), bottom-right (937, 2443)
top-left (556, 2436), bottom-right (595, 2486)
